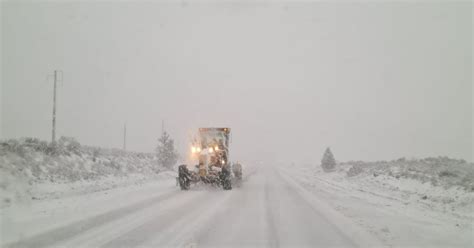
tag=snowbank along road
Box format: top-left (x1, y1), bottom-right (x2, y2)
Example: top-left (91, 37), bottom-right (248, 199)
top-left (4, 164), bottom-right (383, 248)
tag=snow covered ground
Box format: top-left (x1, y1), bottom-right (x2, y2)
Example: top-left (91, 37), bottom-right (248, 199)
top-left (0, 138), bottom-right (168, 208)
top-left (0, 174), bottom-right (176, 246)
top-left (1, 140), bottom-right (472, 247)
top-left (2, 163), bottom-right (383, 247)
top-left (280, 162), bottom-right (473, 247)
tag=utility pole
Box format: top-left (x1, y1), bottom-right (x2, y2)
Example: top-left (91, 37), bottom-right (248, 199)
top-left (50, 70), bottom-right (62, 144)
top-left (51, 70), bottom-right (58, 144)
top-left (123, 123), bottom-right (127, 150)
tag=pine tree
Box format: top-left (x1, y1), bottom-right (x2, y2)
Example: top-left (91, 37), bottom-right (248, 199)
top-left (156, 131), bottom-right (179, 170)
top-left (321, 147), bottom-right (336, 172)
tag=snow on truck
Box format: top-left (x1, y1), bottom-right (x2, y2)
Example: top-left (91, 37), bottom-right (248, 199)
top-left (178, 128), bottom-right (242, 190)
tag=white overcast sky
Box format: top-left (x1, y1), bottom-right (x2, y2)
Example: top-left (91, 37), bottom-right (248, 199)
top-left (1, 1), bottom-right (472, 163)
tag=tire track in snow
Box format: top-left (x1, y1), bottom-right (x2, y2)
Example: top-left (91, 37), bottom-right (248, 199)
top-left (189, 167), bottom-right (266, 247)
top-left (99, 189), bottom-right (229, 247)
top-left (190, 185), bottom-right (250, 246)
top-left (275, 167), bottom-right (384, 247)
top-left (98, 166), bottom-right (260, 247)
top-left (4, 190), bottom-right (179, 248)
top-left (264, 173), bottom-right (280, 248)
top-left (59, 191), bottom-right (208, 248)
top-left (146, 190), bottom-right (236, 247)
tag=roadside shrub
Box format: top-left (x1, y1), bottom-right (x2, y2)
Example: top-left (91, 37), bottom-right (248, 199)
top-left (58, 136), bottom-right (81, 155)
top-left (347, 165), bottom-right (363, 177)
top-left (438, 170), bottom-right (458, 178)
top-left (92, 148), bottom-right (100, 162)
top-left (1, 139), bottom-right (27, 157)
top-left (1, 137), bottom-right (165, 185)
top-left (460, 174), bottom-right (474, 191)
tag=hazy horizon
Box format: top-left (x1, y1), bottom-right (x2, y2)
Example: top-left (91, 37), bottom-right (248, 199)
top-left (2, 1), bottom-right (473, 163)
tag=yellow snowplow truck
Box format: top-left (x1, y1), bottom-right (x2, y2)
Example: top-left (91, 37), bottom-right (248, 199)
top-left (178, 128), bottom-right (242, 190)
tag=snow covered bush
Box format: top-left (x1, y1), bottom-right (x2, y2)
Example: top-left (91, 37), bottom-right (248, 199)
top-left (340, 157), bottom-right (474, 191)
top-left (155, 132), bottom-right (179, 170)
top-left (321, 147), bottom-right (336, 172)
top-left (57, 136), bottom-right (81, 155)
top-left (0, 137), bottom-right (163, 183)
top-left (439, 170), bottom-right (458, 178)
top-left (0, 137), bottom-right (173, 207)
top-left (347, 165), bottom-right (364, 177)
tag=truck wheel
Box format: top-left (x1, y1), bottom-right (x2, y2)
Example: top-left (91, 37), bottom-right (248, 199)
top-left (220, 166), bottom-right (232, 190)
top-left (223, 178), bottom-right (232, 190)
top-left (179, 177), bottom-right (189, 190)
top-left (178, 164), bottom-right (190, 190)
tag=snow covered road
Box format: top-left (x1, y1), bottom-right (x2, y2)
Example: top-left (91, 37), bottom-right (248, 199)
top-left (2, 164), bottom-right (381, 248)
